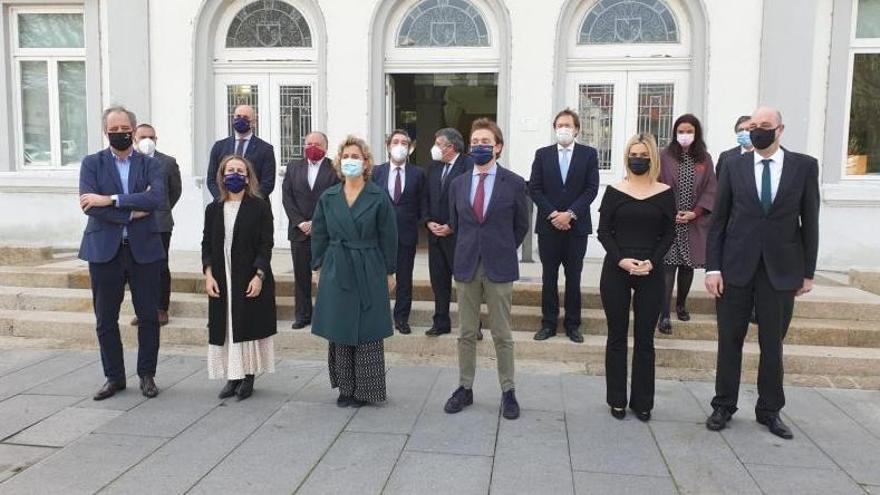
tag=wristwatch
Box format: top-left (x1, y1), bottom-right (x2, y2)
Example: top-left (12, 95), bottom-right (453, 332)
top-left (567, 209), bottom-right (578, 221)
top-left (255, 269), bottom-right (265, 281)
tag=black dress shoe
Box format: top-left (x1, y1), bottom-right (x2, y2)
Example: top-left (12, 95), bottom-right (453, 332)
top-left (501, 389), bottom-right (520, 420)
top-left (610, 407), bottom-right (626, 420)
top-left (657, 317), bottom-right (673, 335)
top-left (425, 327), bottom-right (451, 336)
top-left (675, 305), bottom-right (691, 322)
top-left (291, 320), bottom-right (310, 330)
top-left (444, 386), bottom-right (473, 414)
top-left (337, 394), bottom-right (353, 407)
top-left (93, 380), bottom-right (126, 401)
top-left (236, 374), bottom-right (254, 401)
top-left (566, 329), bottom-right (584, 343)
top-left (633, 409), bottom-right (651, 422)
top-left (396, 322), bottom-right (412, 335)
top-left (757, 415), bottom-right (794, 439)
top-left (706, 407), bottom-right (733, 431)
top-left (218, 380), bottom-right (242, 399)
top-left (350, 398), bottom-right (368, 408)
top-left (533, 327), bottom-right (556, 341)
top-left (140, 376), bottom-right (159, 398)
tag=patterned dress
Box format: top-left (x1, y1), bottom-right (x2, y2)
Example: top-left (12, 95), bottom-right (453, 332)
top-left (328, 340), bottom-right (387, 403)
top-left (207, 200), bottom-right (275, 380)
top-left (664, 154), bottom-right (703, 269)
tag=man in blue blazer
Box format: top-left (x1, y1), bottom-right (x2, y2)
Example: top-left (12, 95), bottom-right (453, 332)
top-left (444, 119), bottom-right (530, 421)
top-left (78, 106), bottom-right (166, 401)
top-left (206, 105), bottom-right (276, 201)
top-left (372, 129), bottom-right (427, 334)
top-left (530, 109), bottom-right (600, 343)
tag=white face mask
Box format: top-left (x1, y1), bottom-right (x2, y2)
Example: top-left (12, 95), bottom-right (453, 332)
top-left (555, 127), bottom-right (575, 146)
top-left (341, 158), bottom-right (365, 178)
top-left (137, 138), bottom-right (156, 156)
top-left (390, 144), bottom-right (409, 163)
top-left (677, 133), bottom-right (695, 147)
top-left (430, 145), bottom-right (444, 162)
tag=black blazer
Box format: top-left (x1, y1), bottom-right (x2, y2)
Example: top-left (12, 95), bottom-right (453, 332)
top-left (201, 195), bottom-right (277, 346)
top-left (152, 150), bottom-right (182, 233)
top-left (426, 153), bottom-right (474, 230)
top-left (716, 146), bottom-right (744, 178)
top-left (372, 162), bottom-right (428, 247)
top-left (529, 143), bottom-right (601, 237)
top-left (707, 150), bottom-right (820, 291)
top-left (281, 157), bottom-right (339, 242)
top-left (207, 135), bottom-right (277, 200)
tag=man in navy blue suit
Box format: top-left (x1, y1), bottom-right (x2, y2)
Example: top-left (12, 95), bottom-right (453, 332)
top-left (372, 129), bottom-right (427, 334)
top-left (530, 109), bottom-right (600, 343)
top-left (78, 106), bottom-right (166, 401)
top-left (443, 118), bottom-right (530, 420)
top-left (206, 104), bottom-right (276, 201)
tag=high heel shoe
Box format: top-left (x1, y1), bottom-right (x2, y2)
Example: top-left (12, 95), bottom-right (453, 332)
top-left (610, 407), bottom-right (626, 420)
top-left (236, 374), bottom-right (255, 401)
top-left (218, 379), bottom-right (241, 399)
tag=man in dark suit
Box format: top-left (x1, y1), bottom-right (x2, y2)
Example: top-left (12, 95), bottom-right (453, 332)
top-left (443, 119), bottom-right (530, 421)
top-left (716, 115), bottom-right (754, 178)
top-left (132, 123), bottom-right (182, 327)
top-left (282, 131), bottom-right (338, 329)
top-left (705, 107), bottom-right (820, 439)
top-left (425, 128), bottom-right (473, 336)
top-left (206, 104), bottom-right (276, 201)
top-left (373, 129), bottom-right (427, 334)
top-left (529, 109), bottom-right (600, 343)
top-left (78, 106), bottom-right (166, 401)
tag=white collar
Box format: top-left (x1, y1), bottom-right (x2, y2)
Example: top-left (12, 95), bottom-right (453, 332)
top-left (391, 162), bottom-right (406, 170)
top-left (308, 159), bottom-right (321, 167)
top-left (754, 147), bottom-right (784, 166)
top-left (473, 163), bottom-right (498, 176)
top-left (446, 153), bottom-right (460, 165)
top-left (557, 142), bottom-right (575, 152)
top-left (740, 146), bottom-right (753, 155)
top-left (235, 132), bottom-right (253, 141)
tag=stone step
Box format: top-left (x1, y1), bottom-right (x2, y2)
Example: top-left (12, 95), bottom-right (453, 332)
top-left (2, 286), bottom-right (879, 348)
top-left (2, 309), bottom-right (879, 378)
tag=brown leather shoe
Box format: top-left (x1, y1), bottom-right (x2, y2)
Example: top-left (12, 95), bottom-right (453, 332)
top-left (140, 376), bottom-right (159, 398)
top-left (158, 310), bottom-right (169, 326)
top-left (93, 380), bottom-right (126, 401)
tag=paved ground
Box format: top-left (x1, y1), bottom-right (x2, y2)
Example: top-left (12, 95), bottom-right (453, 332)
top-left (1, 346), bottom-right (879, 494)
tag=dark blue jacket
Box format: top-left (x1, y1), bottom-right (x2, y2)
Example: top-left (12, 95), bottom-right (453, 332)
top-left (426, 153), bottom-right (474, 229)
top-left (449, 165), bottom-right (530, 283)
top-left (78, 148), bottom-right (166, 264)
top-left (528, 143), bottom-right (600, 236)
top-left (372, 162), bottom-right (428, 247)
top-left (207, 135), bottom-right (276, 200)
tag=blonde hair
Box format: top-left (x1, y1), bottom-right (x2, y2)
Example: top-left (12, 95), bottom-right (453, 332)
top-left (623, 133), bottom-right (661, 182)
top-left (216, 155), bottom-right (262, 201)
top-left (332, 135), bottom-right (374, 181)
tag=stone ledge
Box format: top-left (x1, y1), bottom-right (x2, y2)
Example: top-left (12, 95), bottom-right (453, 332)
top-left (0, 245), bottom-right (55, 265)
top-left (851, 270), bottom-right (880, 296)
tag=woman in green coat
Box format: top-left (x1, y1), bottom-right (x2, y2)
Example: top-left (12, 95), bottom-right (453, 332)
top-left (311, 135), bottom-right (398, 407)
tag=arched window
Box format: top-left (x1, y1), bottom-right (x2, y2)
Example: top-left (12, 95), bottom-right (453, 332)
top-left (225, 0), bottom-right (312, 48)
top-left (397, 0), bottom-right (489, 47)
top-left (579, 0), bottom-right (678, 45)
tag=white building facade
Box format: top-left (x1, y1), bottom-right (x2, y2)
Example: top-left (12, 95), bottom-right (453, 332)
top-left (0, 0), bottom-right (877, 270)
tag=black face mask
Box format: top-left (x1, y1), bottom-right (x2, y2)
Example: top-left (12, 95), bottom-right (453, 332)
top-left (749, 127), bottom-right (777, 150)
top-left (628, 157), bottom-right (651, 175)
top-left (108, 132), bottom-right (133, 151)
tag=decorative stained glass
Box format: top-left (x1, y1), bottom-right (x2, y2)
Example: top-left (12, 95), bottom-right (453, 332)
top-left (637, 83), bottom-right (674, 147)
top-left (579, 0), bottom-right (678, 44)
top-left (226, 85), bottom-right (259, 136)
top-left (226, 0), bottom-right (312, 48)
top-left (578, 84), bottom-right (615, 170)
top-left (279, 86), bottom-right (312, 163)
top-left (397, 0), bottom-right (489, 47)
top-left (18, 13), bottom-right (84, 48)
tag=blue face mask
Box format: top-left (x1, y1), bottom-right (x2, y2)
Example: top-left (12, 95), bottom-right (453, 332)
top-left (341, 159), bottom-right (365, 178)
top-left (736, 130), bottom-right (752, 148)
top-left (224, 173), bottom-right (247, 193)
top-left (469, 145), bottom-right (494, 166)
top-left (233, 117), bottom-right (251, 134)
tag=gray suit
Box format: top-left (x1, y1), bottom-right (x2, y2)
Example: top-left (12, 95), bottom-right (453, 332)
top-left (151, 151), bottom-right (182, 233)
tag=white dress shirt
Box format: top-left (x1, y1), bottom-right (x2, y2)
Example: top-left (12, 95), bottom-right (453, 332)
top-left (754, 147), bottom-right (784, 203)
top-left (307, 160), bottom-right (321, 190)
top-left (388, 163), bottom-right (406, 197)
top-left (441, 153), bottom-right (459, 183)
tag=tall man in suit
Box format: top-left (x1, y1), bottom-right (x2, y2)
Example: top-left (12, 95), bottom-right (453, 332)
top-left (716, 115), bottom-right (754, 178)
top-left (132, 123), bottom-right (182, 327)
top-left (425, 128), bottom-right (473, 336)
top-left (207, 104), bottom-right (276, 201)
top-left (530, 109), bottom-right (600, 343)
top-left (443, 118), bottom-right (530, 420)
top-left (705, 107), bottom-right (820, 439)
top-left (282, 131), bottom-right (338, 329)
top-left (78, 106), bottom-right (166, 400)
top-left (373, 129), bottom-right (427, 334)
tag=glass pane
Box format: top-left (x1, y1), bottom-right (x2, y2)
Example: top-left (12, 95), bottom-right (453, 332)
top-left (637, 83), bottom-right (675, 147)
top-left (578, 84), bottom-right (615, 171)
top-left (58, 61), bottom-right (87, 167)
top-left (579, 0), bottom-right (679, 44)
top-left (18, 13), bottom-right (85, 49)
top-left (226, 85), bottom-right (259, 137)
top-left (226, 0), bottom-right (312, 48)
top-left (397, 0), bottom-right (490, 47)
top-left (857, 0), bottom-right (880, 38)
top-left (847, 54), bottom-right (880, 175)
top-left (20, 61), bottom-right (51, 166)
top-left (279, 86), bottom-right (312, 164)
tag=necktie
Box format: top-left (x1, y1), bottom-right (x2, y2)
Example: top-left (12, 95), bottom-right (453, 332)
top-left (761, 159), bottom-right (773, 214)
top-left (235, 139), bottom-right (246, 157)
top-left (441, 163), bottom-right (451, 185)
top-left (560, 148), bottom-right (570, 185)
top-left (473, 173), bottom-right (488, 223)
top-left (393, 167), bottom-right (402, 203)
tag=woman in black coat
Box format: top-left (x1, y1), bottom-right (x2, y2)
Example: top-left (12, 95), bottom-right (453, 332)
top-left (202, 155), bottom-right (277, 401)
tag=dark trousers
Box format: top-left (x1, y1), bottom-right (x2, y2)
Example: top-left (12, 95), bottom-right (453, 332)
top-left (661, 265), bottom-right (694, 317)
top-left (538, 232), bottom-right (588, 331)
top-left (600, 257), bottom-right (664, 412)
top-left (159, 232), bottom-right (172, 311)
top-left (89, 243), bottom-right (161, 382)
top-left (428, 235), bottom-right (456, 330)
top-left (711, 262), bottom-right (795, 418)
top-left (291, 240), bottom-right (313, 322)
top-left (394, 243), bottom-right (417, 324)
